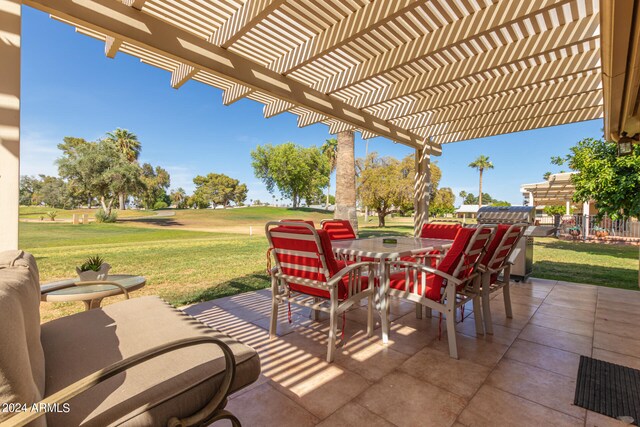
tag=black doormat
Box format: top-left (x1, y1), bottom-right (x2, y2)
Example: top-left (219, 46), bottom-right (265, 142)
top-left (574, 355), bottom-right (640, 425)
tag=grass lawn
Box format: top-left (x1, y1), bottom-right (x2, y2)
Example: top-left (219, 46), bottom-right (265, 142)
top-left (20, 206), bottom-right (150, 220)
top-left (19, 206), bottom-right (638, 322)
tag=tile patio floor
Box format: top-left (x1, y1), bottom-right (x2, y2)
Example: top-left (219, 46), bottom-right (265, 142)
top-left (182, 278), bottom-right (640, 427)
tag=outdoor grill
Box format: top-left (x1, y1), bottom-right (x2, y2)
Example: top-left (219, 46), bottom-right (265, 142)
top-left (476, 206), bottom-right (555, 281)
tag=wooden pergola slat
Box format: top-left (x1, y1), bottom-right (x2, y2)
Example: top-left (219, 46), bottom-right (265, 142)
top-left (25, 0), bottom-right (438, 154)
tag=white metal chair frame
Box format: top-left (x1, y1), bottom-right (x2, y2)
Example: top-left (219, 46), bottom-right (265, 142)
top-left (384, 226), bottom-right (494, 359)
top-left (474, 223), bottom-right (527, 335)
top-left (265, 221), bottom-right (375, 362)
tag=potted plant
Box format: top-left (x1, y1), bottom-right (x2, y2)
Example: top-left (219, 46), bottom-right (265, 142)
top-left (568, 225), bottom-right (581, 238)
top-left (593, 226), bottom-right (609, 238)
top-left (76, 255), bottom-right (111, 281)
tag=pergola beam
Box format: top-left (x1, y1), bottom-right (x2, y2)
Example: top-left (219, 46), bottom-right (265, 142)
top-left (222, 83), bottom-right (253, 106)
top-left (393, 72), bottom-right (602, 130)
top-left (104, 35), bottom-right (121, 58)
top-left (374, 48), bottom-right (601, 121)
top-left (269, 0), bottom-right (420, 75)
top-left (122, 0), bottom-right (146, 11)
top-left (350, 14), bottom-right (600, 109)
top-left (25, 0), bottom-right (439, 154)
top-left (212, 0), bottom-right (285, 49)
top-left (416, 90), bottom-right (603, 138)
top-left (263, 99), bottom-right (294, 119)
top-left (314, 0), bottom-right (571, 94)
top-left (432, 105), bottom-right (603, 144)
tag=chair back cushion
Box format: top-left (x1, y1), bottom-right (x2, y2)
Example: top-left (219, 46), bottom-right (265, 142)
top-left (481, 224), bottom-right (525, 278)
top-left (321, 220), bottom-right (356, 240)
top-left (420, 223), bottom-right (461, 240)
top-left (267, 224), bottom-right (347, 299)
top-left (0, 251), bottom-right (46, 425)
top-left (427, 227), bottom-right (492, 300)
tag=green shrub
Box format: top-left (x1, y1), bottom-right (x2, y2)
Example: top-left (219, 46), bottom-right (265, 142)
top-left (95, 209), bottom-right (118, 223)
top-left (46, 210), bottom-right (57, 221)
top-left (153, 201), bottom-right (168, 210)
top-left (78, 255), bottom-right (105, 272)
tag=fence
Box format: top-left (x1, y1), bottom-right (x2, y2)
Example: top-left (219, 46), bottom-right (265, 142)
top-left (537, 214), bottom-right (640, 240)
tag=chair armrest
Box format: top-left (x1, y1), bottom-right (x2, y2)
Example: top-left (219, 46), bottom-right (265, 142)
top-left (4, 336), bottom-right (236, 427)
top-left (387, 261), bottom-right (463, 287)
top-left (328, 261), bottom-right (375, 285)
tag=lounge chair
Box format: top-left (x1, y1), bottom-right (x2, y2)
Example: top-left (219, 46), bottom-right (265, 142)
top-left (0, 250), bottom-right (260, 427)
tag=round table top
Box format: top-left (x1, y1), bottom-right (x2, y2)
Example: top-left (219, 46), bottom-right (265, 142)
top-left (40, 274), bottom-right (146, 303)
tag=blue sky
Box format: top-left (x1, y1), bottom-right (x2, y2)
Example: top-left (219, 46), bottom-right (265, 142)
top-left (21, 7), bottom-right (604, 206)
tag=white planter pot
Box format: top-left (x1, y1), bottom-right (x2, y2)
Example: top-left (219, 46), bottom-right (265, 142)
top-left (76, 263), bottom-right (111, 281)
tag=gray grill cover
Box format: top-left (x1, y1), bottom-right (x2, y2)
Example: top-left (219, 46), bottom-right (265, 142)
top-left (476, 206), bottom-right (535, 224)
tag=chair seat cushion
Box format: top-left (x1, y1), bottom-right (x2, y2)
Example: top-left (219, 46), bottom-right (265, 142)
top-left (389, 271), bottom-right (440, 301)
top-left (400, 250), bottom-right (440, 267)
top-left (41, 296), bottom-right (260, 427)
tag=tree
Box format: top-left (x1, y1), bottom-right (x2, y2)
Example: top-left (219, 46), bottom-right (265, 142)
top-left (57, 140), bottom-right (143, 216)
top-left (357, 153), bottom-right (413, 226)
top-left (138, 163), bottom-right (170, 209)
top-left (19, 176), bottom-right (42, 206)
top-left (553, 138), bottom-right (640, 219)
top-left (431, 187), bottom-right (456, 216)
top-left (104, 128), bottom-right (142, 209)
top-left (321, 138), bottom-right (338, 208)
top-left (170, 188), bottom-right (188, 209)
top-left (251, 142), bottom-right (329, 208)
top-left (32, 175), bottom-right (74, 209)
top-left (544, 205), bottom-right (568, 216)
top-left (192, 173), bottom-right (247, 208)
top-left (57, 137), bottom-right (93, 206)
top-left (468, 155), bottom-right (494, 206)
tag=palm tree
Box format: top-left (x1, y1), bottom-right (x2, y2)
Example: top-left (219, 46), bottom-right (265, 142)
top-left (468, 155), bottom-right (494, 207)
top-left (104, 128), bottom-right (141, 209)
top-left (321, 138), bottom-right (338, 208)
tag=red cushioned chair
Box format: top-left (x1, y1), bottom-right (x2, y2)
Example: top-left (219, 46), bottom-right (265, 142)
top-left (265, 221), bottom-right (375, 362)
top-left (384, 226), bottom-right (494, 359)
top-left (475, 223), bottom-right (526, 335)
top-left (401, 223), bottom-right (461, 266)
top-left (320, 219), bottom-right (357, 240)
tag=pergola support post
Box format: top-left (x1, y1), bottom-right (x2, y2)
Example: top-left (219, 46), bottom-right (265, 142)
top-left (334, 131), bottom-right (357, 234)
top-left (0, 0), bottom-right (21, 251)
top-left (565, 200), bottom-right (571, 215)
top-left (414, 146), bottom-right (431, 237)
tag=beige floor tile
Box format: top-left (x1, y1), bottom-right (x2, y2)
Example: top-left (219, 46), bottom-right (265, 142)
top-left (595, 317), bottom-right (640, 341)
top-left (400, 346), bottom-right (491, 399)
top-left (529, 312), bottom-right (594, 337)
top-left (596, 307), bottom-right (640, 325)
top-left (544, 294), bottom-right (597, 312)
top-left (456, 316), bottom-right (520, 346)
top-left (585, 409), bottom-right (633, 427)
top-left (428, 332), bottom-right (509, 368)
top-left (334, 333), bottom-right (410, 381)
top-left (524, 277), bottom-right (558, 287)
top-left (266, 353), bottom-right (371, 419)
top-left (597, 300), bottom-right (640, 317)
top-left (505, 339), bottom-right (582, 378)
top-left (519, 324), bottom-right (592, 355)
top-left (486, 358), bottom-right (585, 419)
top-left (593, 331), bottom-right (640, 358)
top-left (597, 287), bottom-right (640, 305)
top-left (185, 305), bottom-right (272, 348)
top-left (223, 382), bottom-right (318, 427)
top-left (592, 348), bottom-right (640, 370)
top-left (509, 284), bottom-right (552, 298)
top-left (506, 292), bottom-right (545, 307)
top-left (316, 402), bottom-right (395, 427)
top-left (383, 321), bottom-right (439, 356)
top-left (536, 303), bottom-right (596, 323)
top-left (356, 371), bottom-right (466, 427)
top-left (457, 385), bottom-right (583, 427)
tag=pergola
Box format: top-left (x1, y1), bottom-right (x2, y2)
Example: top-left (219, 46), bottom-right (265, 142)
top-left (1, 0), bottom-right (639, 250)
top-left (521, 172), bottom-right (576, 208)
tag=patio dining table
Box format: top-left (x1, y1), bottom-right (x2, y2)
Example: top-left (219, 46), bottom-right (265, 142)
top-left (332, 236), bottom-right (453, 343)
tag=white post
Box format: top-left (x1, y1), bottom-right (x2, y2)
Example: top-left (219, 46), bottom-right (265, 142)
top-left (414, 146), bottom-right (431, 237)
top-left (528, 191), bottom-right (534, 207)
top-left (249, 226), bottom-right (253, 236)
top-left (0, 1), bottom-right (21, 251)
top-left (565, 200), bottom-right (571, 215)
top-left (583, 201), bottom-right (590, 238)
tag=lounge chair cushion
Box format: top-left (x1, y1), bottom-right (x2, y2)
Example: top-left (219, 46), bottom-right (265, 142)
top-left (0, 250), bottom-right (46, 426)
top-left (401, 223), bottom-right (461, 266)
top-left (41, 296), bottom-right (260, 427)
